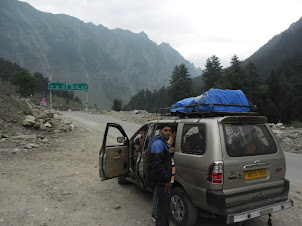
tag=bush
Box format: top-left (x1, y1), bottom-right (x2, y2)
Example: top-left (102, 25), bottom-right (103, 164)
top-left (112, 99), bottom-right (123, 111)
top-left (22, 110), bottom-right (33, 116)
top-left (289, 120), bottom-right (302, 128)
top-left (10, 69), bottom-right (38, 97)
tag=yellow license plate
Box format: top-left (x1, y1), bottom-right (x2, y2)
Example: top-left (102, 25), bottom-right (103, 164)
top-left (260, 208), bottom-right (273, 215)
top-left (244, 169), bottom-right (267, 180)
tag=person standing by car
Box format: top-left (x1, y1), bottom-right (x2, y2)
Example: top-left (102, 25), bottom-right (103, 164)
top-left (151, 129), bottom-right (176, 221)
top-left (149, 124), bottom-right (172, 226)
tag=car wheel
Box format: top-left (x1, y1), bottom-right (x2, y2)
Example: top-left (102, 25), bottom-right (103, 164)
top-left (118, 175), bottom-right (126, 185)
top-left (170, 187), bottom-right (198, 226)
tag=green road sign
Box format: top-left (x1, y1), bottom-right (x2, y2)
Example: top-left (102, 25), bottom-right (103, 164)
top-left (48, 83), bottom-right (89, 91)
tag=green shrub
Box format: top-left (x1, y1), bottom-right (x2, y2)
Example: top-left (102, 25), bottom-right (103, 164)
top-left (22, 110), bottom-right (33, 116)
top-left (289, 121), bottom-right (302, 128)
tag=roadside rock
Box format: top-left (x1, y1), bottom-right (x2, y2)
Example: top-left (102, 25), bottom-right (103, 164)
top-left (46, 112), bottom-right (54, 118)
top-left (37, 113), bottom-right (47, 119)
top-left (33, 122), bottom-right (41, 129)
top-left (276, 123), bottom-right (284, 128)
top-left (10, 134), bottom-right (37, 143)
top-left (23, 118), bottom-right (36, 127)
top-left (283, 138), bottom-right (294, 146)
top-left (44, 122), bottom-right (52, 128)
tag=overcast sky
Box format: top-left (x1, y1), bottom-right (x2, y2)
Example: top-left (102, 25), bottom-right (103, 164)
top-left (20, 0), bottom-right (302, 69)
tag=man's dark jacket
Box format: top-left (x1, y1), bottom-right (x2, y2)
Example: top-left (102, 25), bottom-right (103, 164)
top-left (149, 134), bottom-right (172, 186)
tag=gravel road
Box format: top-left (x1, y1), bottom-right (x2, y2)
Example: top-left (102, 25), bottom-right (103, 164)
top-left (0, 111), bottom-right (300, 226)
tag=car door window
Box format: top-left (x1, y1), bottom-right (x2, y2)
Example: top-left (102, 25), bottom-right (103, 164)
top-left (105, 126), bottom-right (127, 146)
top-left (181, 124), bottom-right (206, 155)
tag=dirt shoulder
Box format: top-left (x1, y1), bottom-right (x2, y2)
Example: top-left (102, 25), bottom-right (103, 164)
top-left (0, 120), bottom-right (155, 226)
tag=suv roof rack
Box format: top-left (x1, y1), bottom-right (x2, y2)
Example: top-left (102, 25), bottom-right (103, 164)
top-left (156, 103), bottom-right (258, 118)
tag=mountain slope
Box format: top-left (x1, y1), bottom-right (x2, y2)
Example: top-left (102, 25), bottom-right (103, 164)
top-left (0, 0), bottom-right (201, 108)
top-left (244, 17), bottom-right (302, 76)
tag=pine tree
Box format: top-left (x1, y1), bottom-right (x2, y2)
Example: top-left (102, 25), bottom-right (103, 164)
top-left (245, 61), bottom-right (263, 102)
top-left (168, 63), bottom-right (192, 105)
top-left (202, 55), bottom-right (222, 90)
top-left (217, 55), bottom-right (248, 91)
top-left (112, 99), bottom-right (123, 111)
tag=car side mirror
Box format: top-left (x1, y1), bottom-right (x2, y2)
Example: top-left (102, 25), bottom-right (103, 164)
top-left (117, 137), bottom-right (126, 143)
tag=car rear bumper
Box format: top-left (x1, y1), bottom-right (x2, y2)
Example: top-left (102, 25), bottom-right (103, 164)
top-left (226, 199), bottom-right (294, 224)
top-left (206, 179), bottom-right (290, 211)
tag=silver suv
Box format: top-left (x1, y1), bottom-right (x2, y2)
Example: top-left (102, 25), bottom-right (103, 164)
top-left (99, 113), bottom-right (293, 225)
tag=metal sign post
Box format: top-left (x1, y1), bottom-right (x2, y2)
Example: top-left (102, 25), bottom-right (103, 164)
top-left (48, 83), bottom-right (89, 109)
top-left (49, 91), bottom-right (52, 109)
top-left (86, 90), bottom-right (88, 111)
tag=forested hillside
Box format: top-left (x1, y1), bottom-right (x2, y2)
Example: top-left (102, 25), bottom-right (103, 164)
top-left (125, 55), bottom-right (302, 124)
top-left (0, 58), bottom-right (82, 105)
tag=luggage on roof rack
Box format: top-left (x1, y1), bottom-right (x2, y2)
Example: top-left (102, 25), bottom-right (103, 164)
top-left (157, 89), bottom-right (257, 118)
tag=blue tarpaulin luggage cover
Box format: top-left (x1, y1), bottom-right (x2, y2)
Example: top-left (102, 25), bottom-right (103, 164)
top-left (171, 89), bottom-right (250, 114)
top-left (170, 97), bottom-right (196, 113)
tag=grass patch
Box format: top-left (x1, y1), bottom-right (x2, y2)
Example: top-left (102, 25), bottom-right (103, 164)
top-left (22, 110), bottom-right (33, 116)
top-left (288, 120), bottom-right (302, 128)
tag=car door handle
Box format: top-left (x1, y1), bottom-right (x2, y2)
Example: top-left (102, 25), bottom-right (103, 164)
top-left (228, 174), bottom-right (238, 180)
top-left (114, 154), bottom-right (125, 160)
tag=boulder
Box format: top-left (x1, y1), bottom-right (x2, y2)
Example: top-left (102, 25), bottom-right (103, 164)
top-left (37, 113), bottom-right (47, 119)
top-left (276, 123), bottom-right (283, 128)
top-left (40, 124), bottom-right (47, 130)
top-left (40, 139), bottom-right (49, 143)
top-left (69, 124), bottom-right (75, 131)
top-left (63, 119), bottom-right (72, 125)
top-left (12, 148), bottom-right (21, 154)
top-left (44, 122), bottom-right (52, 128)
top-left (46, 112), bottom-right (54, 118)
top-left (25, 115), bottom-right (35, 121)
top-left (23, 144), bottom-right (33, 149)
top-left (288, 133), bottom-right (299, 139)
top-left (268, 123), bottom-right (277, 130)
top-left (33, 122), bottom-right (40, 129)
top-left (1, 134), bottom-right (9, 138)
top-left (283, 137), bottom-right (294, 146)
top-left (28, 143), bottom-right (39, 148)
top-left (23, 119), bottom-right (35, 127)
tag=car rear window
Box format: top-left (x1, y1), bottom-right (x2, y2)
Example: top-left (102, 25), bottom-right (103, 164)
top-left (181, 124), bottom-right (206, 155)
top-left (223, 123), bottom-right (277, 157)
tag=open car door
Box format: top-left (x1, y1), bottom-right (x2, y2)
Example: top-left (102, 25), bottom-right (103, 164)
top-left (99, 123), bottom-right (129, 181)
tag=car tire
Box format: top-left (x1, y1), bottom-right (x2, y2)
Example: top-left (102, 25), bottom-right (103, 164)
top-left (117, 175), bottom-right (126, 185)
top-left (169, 187), bottom-right (198, 226)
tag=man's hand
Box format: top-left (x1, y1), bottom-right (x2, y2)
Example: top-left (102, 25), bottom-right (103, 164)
top-left (165, 181), bottom-right (172, 193)
top-left (139, 136), bottom-right (145, 146)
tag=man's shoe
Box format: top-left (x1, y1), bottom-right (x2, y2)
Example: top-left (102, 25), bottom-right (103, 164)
top-left (151, 215), bottom-right (156, 222)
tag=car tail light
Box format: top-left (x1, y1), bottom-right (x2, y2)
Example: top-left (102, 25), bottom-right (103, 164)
top-left (208, 161), bottom-right (224, 184)
top-left (276, 168), bottom-right (282, 172)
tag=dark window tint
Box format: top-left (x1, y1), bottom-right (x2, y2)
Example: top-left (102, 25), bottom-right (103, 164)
top-left (223, 124), bottom-right (277, 157)
top-left (181, 124), bottom-right (206, 155)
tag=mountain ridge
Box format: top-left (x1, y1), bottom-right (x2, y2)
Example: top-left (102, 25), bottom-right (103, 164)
top-left (244, 16), bottom-right (302, 76)
top-left (0, 0), bottom-right (201, 108)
